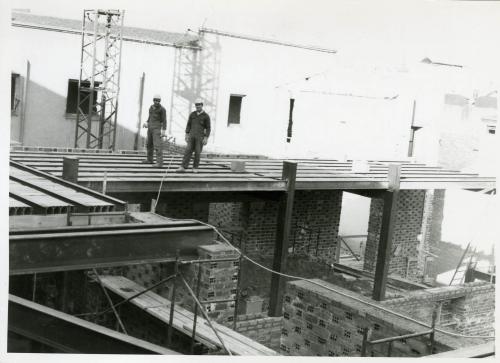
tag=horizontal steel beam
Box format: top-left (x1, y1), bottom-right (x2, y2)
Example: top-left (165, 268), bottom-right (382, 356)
top-left (10, 224), bottom-right (215, 275)
top-left (80, 180), bottom-right (287, 193)
top-left (8, 294), bottom-right (178, 354)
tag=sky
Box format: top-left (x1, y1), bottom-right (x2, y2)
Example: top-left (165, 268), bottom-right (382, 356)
top-left (6, 0), bottom-right (500, 73)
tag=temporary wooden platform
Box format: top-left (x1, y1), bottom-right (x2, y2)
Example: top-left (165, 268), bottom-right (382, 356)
top-left (99, 275), bottom-right (278, 356)
top-left (9, 150), bottom-right (496, 192)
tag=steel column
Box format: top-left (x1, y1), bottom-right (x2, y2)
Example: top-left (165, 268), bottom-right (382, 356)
top-left (372, 164), bottom-right (401, 301)
top-left (269, 161), bottom-right (297, 316)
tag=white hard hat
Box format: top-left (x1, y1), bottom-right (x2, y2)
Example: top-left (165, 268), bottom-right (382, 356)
top-left (194, 99), bottom-right (203, 105)
top-left (153, 94), bottom-right (161, 100)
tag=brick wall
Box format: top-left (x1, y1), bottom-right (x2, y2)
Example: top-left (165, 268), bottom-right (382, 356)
top-left (235, 314), bottom-right (282, 351)
top-left (207, 190), bottom-right (343, 260)
top-left (154, 193), bottom-right (210, 222)
top-left (280, 279), bottom-right (465, 357)
top-left (382, 282), bottom-right (495, 337)
top-left (364, 190), bottom-right (426, 281)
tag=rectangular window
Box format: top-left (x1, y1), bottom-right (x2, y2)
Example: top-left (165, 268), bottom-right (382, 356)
top-left (11, 73), bottom-right (20, 113)
top-left (66, 79), bottom-right (100, 114)
top-left (227, 94), bottom-right (244, 125)
top-left (287, 98), bottom-right (294, 143)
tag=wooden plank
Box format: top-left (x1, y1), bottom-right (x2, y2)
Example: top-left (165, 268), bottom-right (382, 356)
top-left (99, 276), bottom-right (276, 355)
top-left (427, 342), bottom-right (494, 358)
top-left (269, 161), bottom-right (297, 317)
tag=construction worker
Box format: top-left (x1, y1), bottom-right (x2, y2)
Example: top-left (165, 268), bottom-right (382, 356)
top-left (177, 99), bottom-right (211, 173)
top-left (142, 94), bottom-right (167, 167)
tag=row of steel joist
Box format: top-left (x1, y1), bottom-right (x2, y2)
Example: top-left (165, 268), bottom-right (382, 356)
top-left (9, 160), bottom-right (126, 215)
top-left (9, 221), bottom-right (215, 275)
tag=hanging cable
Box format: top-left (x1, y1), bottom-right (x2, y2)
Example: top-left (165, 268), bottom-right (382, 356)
top-left (166, 216), bottom-right (495, 340)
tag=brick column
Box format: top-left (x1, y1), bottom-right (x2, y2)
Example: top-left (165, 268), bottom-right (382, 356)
top-left (188, 244), bottom-right (240, 325)
top-left (290, 190), bottom-right (343, 263)
top-left (420, 190), bottom-right (445, 281)
top-left (364, 190), bottom-right (426, 281)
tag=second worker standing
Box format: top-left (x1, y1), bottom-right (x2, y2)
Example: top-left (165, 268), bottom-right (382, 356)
top-left (177, 100), bottom-right (211, 173)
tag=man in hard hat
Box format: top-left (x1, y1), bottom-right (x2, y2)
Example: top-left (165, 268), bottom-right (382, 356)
top-left (177, 99), bottom-right (211, 173)
top-left (142, 94), bottom-right (167, 167)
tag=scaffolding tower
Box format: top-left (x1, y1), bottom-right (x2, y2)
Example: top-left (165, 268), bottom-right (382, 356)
top-left (74, 9), bottom-right (124, 150)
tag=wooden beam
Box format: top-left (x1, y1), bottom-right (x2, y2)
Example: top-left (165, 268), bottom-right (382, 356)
top-left (373, 164), bottom-right (401, 301)
top-left (269, 161), bottom-right (297, 317)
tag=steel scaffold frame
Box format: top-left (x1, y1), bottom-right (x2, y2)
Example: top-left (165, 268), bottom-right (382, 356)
top-left (74, 9), bottom-right (124, 150)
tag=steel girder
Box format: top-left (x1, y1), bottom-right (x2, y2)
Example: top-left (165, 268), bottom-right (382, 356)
top-left (10, 223), bottom-right (215, 274)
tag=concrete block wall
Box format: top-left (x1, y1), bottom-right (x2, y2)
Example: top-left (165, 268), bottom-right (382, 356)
top-left (364, 190), bottom-right (426, 281)
top-left (235, 314), bottom-right (282, 351)
top-left (280, 279), bottom-right (453, 357)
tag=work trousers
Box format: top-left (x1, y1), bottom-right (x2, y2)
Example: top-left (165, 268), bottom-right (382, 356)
top-left (182, 135), bottom-right (203, 169)
top-left (146, 127), bottom-right (163, 166)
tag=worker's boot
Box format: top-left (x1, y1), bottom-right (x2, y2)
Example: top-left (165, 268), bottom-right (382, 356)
top-left (192, 168), bottom-right (198, 173)
top-left (141, 159), bottom-right (154, 164)
top-left (176, 166), bottom-right (186, 173)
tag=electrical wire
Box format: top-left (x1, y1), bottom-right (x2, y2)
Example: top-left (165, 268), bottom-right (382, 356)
top-left (167, 217), bottom-right (495, 340)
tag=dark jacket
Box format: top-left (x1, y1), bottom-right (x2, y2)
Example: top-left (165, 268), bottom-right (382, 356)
top-left (186, 111), bottom-right (211, 138)
top-left (147, 104), bottom-right (167, 130)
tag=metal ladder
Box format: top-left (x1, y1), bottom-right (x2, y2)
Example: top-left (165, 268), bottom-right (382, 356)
top-left (449, 242), bottom-right (477, 285)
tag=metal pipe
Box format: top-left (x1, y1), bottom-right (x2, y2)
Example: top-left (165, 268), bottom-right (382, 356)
top-left (199, 298), bottom-right (236, 304)
top-left (368, 329), bottom-right (433, 345)
top-left (19, 60), bottom-right (30, 145)
top-left (190, 262), bottom-right (202, 354)
top-left (31, 273), bottom-right (37, 301)
top-left (179, 256), bottom-right (240, 265)
top-left (92, 268), bottom-right (128, 334)
top-left (233, 254), bottom-right (242, 330)
top-left (134, 72), bottom-right (145, 151)
top-left (360, 328), bottom-right (371, 357)
top-left (167, 250), bottom-right (179, 347)
top-left (179, 273), bottom-right (232, 356)
top-left (429, 310), bottom-right (437, 354)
